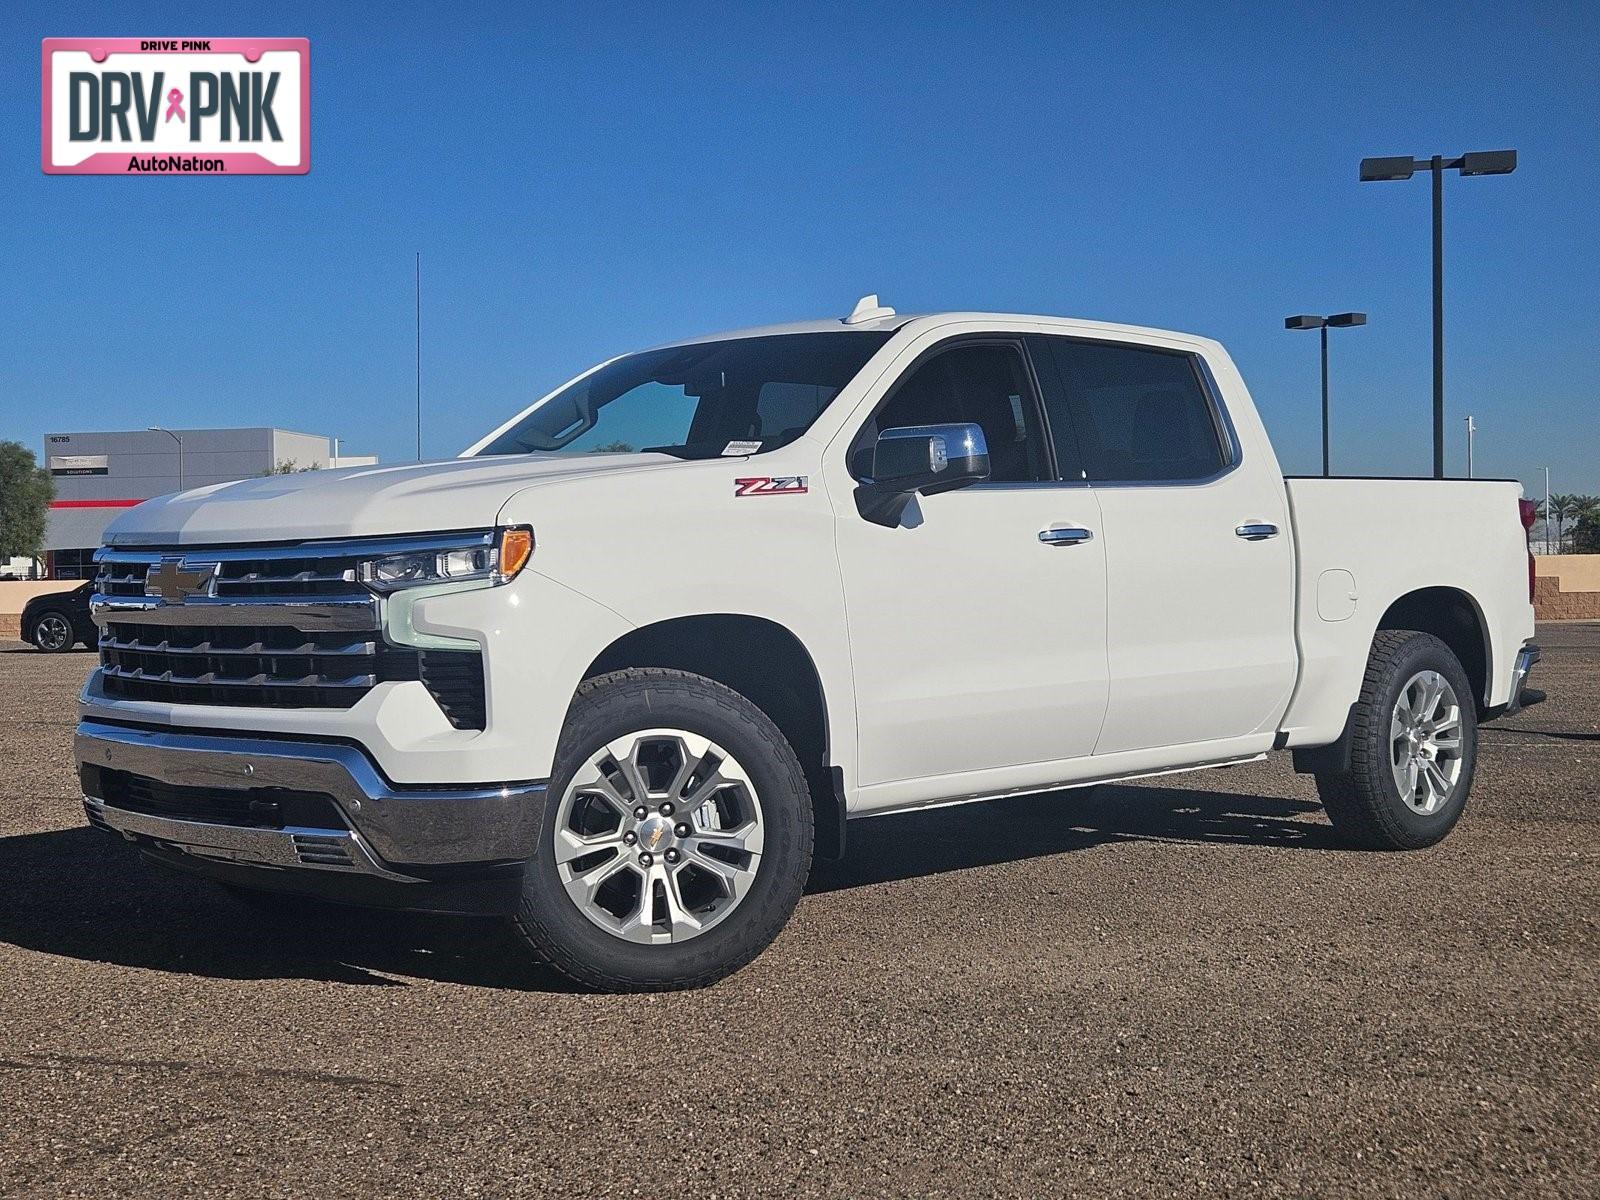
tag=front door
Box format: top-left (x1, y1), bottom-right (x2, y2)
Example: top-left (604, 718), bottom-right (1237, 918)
top-left (833, 338), bottom-right (1110, 794)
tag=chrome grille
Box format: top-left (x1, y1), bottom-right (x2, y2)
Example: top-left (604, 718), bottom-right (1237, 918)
top-left (98, 620), bottom-right (405, 709)
top-left (91, 538), bottom-right (486, 726)
top-left (211, 553), bottom-right (365, 598)
top-left (97, 562), bottom-right (151, 597)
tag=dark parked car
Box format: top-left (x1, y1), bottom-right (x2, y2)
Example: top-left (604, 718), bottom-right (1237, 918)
top-left (21, 583), bottom-right (96, 652)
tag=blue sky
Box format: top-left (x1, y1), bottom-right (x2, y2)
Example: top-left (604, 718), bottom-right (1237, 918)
top-left (3, 1), bottom-right (1597, 496)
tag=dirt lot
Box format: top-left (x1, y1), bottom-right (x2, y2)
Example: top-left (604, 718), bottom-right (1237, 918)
top-left (0, 626), bottom-right (1596, 1198)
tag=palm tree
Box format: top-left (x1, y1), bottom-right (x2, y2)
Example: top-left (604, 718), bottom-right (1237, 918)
top-left (1568, 495), bottom-right (1600, 554)
top-left (1548, 494), bottom-right (1580, 553)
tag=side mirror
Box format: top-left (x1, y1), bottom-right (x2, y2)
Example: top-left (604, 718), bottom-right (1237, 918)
top-left (854, 422), bottom-right (990, 527)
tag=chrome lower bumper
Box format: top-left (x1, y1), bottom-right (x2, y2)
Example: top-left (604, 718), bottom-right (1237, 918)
top-left (83, 796), bottom-right (418, 880)
top-left (75, 719), bottom-right (547, 883)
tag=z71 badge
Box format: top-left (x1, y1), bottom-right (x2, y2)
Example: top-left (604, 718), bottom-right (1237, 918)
top-left (734, 476), bottom-right (808, 497)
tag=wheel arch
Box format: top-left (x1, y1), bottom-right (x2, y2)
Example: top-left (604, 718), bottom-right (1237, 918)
top-left (1375, 586), bottom-right (1490, 711)
top-left (577, 613), bottom-right (845, 860)
top-left (1294, 587), bottom-right (1490, 777)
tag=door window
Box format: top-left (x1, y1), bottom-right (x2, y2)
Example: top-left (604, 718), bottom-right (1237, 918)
top-left (857, 343), bottom-right (1048, 483)
top-left (1036, 338), bottom-right (1228, 483)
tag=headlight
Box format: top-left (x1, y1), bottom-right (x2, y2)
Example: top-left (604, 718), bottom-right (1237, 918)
top-left (358, 526), bottom-right (533, 593)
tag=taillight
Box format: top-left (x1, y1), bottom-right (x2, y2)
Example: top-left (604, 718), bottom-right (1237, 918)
top-left (1519, 498), bottom-right (1538, 603)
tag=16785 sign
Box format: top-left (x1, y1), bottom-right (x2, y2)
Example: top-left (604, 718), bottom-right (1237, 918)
top-left (42, 38), bottom-right (310, 175)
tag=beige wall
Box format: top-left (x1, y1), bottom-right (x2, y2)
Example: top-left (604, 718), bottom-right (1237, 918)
top-left (1534, 554), bottom-right (1600, 621)
top-left (1535, 554), bottom-right (1600, 592)
top-left (1, 580), bottom-right (79, 614)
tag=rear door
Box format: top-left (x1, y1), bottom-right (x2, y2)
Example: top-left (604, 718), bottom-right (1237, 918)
top-left (1030, 335), bottom-right (1297, 756)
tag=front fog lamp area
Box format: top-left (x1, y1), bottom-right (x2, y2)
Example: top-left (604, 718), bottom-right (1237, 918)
top-left (358, 527), bottom-right (533, 593)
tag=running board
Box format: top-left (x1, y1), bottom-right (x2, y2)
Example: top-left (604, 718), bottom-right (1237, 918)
top-left (847, 753), bottom-right (1268, 822)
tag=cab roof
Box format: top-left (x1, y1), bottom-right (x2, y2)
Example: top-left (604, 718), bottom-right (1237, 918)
top-left (651, 310), bottom-right (1211, 350)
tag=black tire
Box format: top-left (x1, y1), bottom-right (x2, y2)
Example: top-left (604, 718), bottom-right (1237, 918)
top-left (1316, 630), bottom-right (1478, 850)
top-left (513, 668), bottom-right (814, 992)
top-left (30, 611), bottom-right (75, 653)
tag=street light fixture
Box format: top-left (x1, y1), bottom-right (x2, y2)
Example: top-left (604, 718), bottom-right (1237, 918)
top-left (147, 426), bottom-right (185, 492)
top-left (1359, 149), bottom-right (1517, 478)
top-left (1284, 312), bottom-right (1367, 477)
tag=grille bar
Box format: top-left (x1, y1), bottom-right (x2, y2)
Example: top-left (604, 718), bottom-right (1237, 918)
top-left (100, 634), bottom-right (377, 657)
top-left (101, 663), bottom-right (377, 689)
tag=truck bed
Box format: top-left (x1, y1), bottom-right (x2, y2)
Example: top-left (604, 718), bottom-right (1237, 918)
top-left (1277, 477), bottom-right (1535, 747)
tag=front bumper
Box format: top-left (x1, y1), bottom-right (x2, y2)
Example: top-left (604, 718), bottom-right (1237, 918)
top-left (75, 719), bottom-right (546, 910)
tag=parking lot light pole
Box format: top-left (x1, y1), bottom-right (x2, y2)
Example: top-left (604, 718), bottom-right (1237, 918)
top-left (148, 425), bottom-right (184, 491)
top-left (1359, 150), bottom-right (1517, 479)
top-left (1285, 312), bottom-right (1367, 477)
top-left (1543, 466), bottom-right (1552, 554)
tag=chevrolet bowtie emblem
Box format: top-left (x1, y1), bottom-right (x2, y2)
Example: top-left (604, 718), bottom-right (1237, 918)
top-left (144, 557), bottom-right (218, 604)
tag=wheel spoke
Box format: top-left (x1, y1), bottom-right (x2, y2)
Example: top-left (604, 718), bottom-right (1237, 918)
top-left (688, 816), bottom-right (763, 858)
top-left (554, 827), bottom-right (625, 866)
top-left (1420, 674), bottom-right (1445, 722)
top-left (664, 732), bottom-right (714, 803)
top-left (685, 845), bottom-right (758, 898)
top-left (562, 853), bottom-right (631, 907)
top-left (1394, 687), bottom-right (1416, 726)
top-left (1421, 761), bottom-right (1451, 811)
top-left (568, 762), bottom-right (630, 812)
top-left (659, 868), bottom-right (706, 936)
top-left (605, 738), bottom-right (653, 806)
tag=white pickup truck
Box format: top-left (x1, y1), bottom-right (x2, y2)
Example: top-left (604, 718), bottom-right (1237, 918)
top-left (74, 298), bottom-right (1541, 991)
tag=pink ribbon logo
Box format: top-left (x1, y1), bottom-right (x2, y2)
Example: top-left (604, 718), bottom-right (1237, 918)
top-left (164, 88), bottom-right (185, 123)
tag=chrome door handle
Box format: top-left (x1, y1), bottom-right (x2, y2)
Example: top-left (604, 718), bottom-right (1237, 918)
top-left (1235, 522), bottom-right (1280, 541)
top-left (1039, 526), bottom-right (1094, 545)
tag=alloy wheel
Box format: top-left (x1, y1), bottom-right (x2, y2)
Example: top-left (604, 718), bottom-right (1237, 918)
top-left (1389, 669), bottom-right (1464, 816)
top-left (34, 614), bottom-right (71, 652)
top-left (553, 728), bottom-right (765, 944)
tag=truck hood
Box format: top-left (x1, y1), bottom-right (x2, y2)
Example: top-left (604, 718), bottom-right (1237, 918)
top-left (103, 453), bottom-right (678, 546)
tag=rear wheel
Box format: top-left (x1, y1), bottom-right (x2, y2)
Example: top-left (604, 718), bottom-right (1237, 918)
top-left (31, 612), bottom-right (74, 652)
top-left (513, 668), bottom-right (814, 992)
top-left (1316, 630), bottom-right (1478, 850)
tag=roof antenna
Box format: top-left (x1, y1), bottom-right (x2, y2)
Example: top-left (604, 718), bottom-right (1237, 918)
top-left (843, 294), bottom-right (895, 324)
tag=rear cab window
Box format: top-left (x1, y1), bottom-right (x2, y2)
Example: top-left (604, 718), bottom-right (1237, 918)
top-left (1028, 336), bottom-right (1230, 483)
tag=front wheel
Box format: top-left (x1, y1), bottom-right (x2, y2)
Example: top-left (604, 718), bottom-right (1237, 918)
top-left (513, 668), bottom-right (814, 992)
top-left (1316, 630), bottom-right (1478, 850)
top-left (31, 612), bottom-right (75, 652)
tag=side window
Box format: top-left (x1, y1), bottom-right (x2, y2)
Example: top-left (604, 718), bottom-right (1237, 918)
top-left (862, 343), bottom-right (1047, 483)
top-left (1042, 337), bottom-right (1228, 483)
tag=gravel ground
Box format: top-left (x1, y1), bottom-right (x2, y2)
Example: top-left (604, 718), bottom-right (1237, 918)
top-left (0, 627), bottom-right (1596, 1198)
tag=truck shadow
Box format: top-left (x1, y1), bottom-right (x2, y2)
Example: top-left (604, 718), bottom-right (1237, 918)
top-left (0, 783), bottom-right (1332, 991)
top-left (0, 825), bottom-right (572, 992)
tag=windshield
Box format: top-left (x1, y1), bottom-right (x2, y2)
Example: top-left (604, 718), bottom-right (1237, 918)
top-left (476, 332), bottom-right (893, 459)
